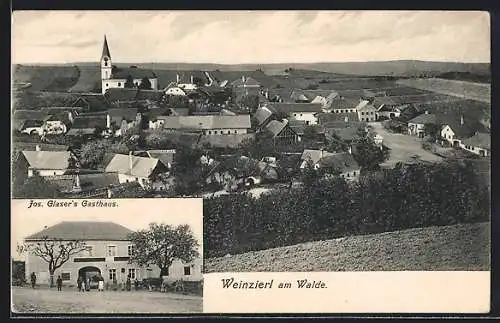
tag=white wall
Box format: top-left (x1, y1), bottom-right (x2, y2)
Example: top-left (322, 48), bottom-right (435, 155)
top-left (102, 78), bottom-right (159, 94)
top-left (202, 128), bottom-right (248, 135)
top-left (30, 169), bottom-right (66, 177)
top-left (117, 173), bottom-right (150, 188)
top-left (289, 112), bottom-right (318, 125)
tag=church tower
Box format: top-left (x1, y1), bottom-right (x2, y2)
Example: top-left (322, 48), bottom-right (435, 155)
top-left (101, 35), bottom-right (112, 81)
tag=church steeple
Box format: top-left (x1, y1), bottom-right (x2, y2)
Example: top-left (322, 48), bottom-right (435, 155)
top-left (101, 35), bottom-right (111, 59)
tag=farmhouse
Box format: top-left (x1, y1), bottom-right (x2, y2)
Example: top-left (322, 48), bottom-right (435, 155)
top-left (328, 96), bottom-right (359, 114)
top-left (440, 115), bottom-right (488, 148)
top-left (264, 119), bottom-right (300, 145)
top-left (252, 106), bottom-right (274, 130)
top-left (407, 112), bottom-right (438, 137)
top-left (105, 152), bottom-right (169, 188)
top-left (318, 152), bottom-right (361, 181)
top-left (100, 36), bottom-right (159, 94)
top-left (66, 113), bottom-right (108, 137)
top-left (461, 132), bottom-right (491, 157)
top-left (266, 102), bottom-right (322, 125)
top-left (107, 108), bottom-right (142, 136)
top-left (24, 221), bottom-right (202, 286)
top-left (157, 115), bottom-right (251, 135)
top-left (17, 148), bottom-right (76, 178)
top-left (300, 149), bottom-right (335, 169)
top-left (355, 100), bottom-right (377, 122)
top-left (374, 97), bottom-right (402, 120)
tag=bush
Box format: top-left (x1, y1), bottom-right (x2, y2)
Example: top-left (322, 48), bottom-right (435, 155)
top-left (204, 160), bottom-right (490, 258)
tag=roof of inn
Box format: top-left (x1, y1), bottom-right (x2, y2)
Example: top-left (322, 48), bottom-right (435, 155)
top-left (25, 221), bottom-right (133, 241)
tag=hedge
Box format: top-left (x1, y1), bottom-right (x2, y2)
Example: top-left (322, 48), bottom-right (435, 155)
top-left (204, 159), bottom-right (490, 258)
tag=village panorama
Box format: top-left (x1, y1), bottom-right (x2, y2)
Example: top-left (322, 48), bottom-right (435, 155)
top-left (12, 31), bottom-right (490, 274)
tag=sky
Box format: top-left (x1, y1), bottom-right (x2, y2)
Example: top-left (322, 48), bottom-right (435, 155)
top-left (11, 198), bottom-right (203, 260)
top-left (12, 10), bottom-right (490, 64)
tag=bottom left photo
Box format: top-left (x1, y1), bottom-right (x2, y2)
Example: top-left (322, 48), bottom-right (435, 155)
top-left (11, 198), bottom-right (203, 315)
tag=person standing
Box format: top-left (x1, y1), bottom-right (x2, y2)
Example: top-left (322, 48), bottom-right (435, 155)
top-left (98, 277), bottom-right (104, 292)
top-left (77, 276), bottom-right (82, 292)
top-left (86, 277), bottom-right (91, 292)
top-left (56, 275), bottom-right (63, 291)
top-left (30, 272), bottom-right (36, 289)
top-left (81, 278), bottom-right (86, 292)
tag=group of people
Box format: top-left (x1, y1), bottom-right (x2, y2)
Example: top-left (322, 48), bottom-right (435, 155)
top-left (30, 272), bottom-right (64, 291)
top-left (28, 272), bottom-right (140, 292)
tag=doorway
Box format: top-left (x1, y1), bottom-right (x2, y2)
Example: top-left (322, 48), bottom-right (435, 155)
top-left (78, 266), bottom-right (101, 289)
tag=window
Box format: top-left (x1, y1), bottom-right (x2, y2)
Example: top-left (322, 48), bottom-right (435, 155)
top-left (184, 266), bottom-right (191, 276)
top-left (353, 172), bottom-right (356, 176)
top-left (214, 131), bottom-right (218, 134)
top-left (128, 268), bottom-right (136, 279)
top-left (361, 112), bottom-right (365, 115)
top-left (300, 113), bottom-right (303, 117)
top-left (107, 245), bottom-right (117, 257)
top-left (61, 272), bottom-right (71, 281)
top-left (118, 82), bottom-right (121, 87)
top-left (109, 269), bottom-right (117, 281)
top-left (54, 172), bottom-right (56, 175)
top-left (234, 130), bottom-right (237, 134)
top-left (127, 245), bottom-right (135, 256)
top-left (106, 83), bottom-right (109, 87)
top-left (347, 173), bottom-right (350, 177)
top-left (104, 61), bottom-right (108, 67)
top-left (306, 121), bottom-right (310, 125)
top-left (135, 177), bottom-right (138, 181)
top-left (208, 131), bottom-right (212, 135)
top-left (293, 113), bottom-right (297, 117)
top-left (85, 246), bottom-right (93, 256)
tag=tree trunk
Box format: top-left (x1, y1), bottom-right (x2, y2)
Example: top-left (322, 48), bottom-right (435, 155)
top-left (49, 270), bottom-right (55, 288)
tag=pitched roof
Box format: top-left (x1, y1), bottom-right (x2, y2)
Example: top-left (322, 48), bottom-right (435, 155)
top-left (101, 35), bottom-right (111, 58)
top-left (105, 154), bottom-right (163, 178)
top-left (253, 107), bottom-right (273, 127)
top-left (161, 115), bottom-right (251, 130)
top-left (442, 117), bottom-right (488, 139)
top-left (328, 127), bottom-right (359, 142)
top-left (231, 76), bottom-right (261, 87)
top-left (13, 142), bottom-right (69, 152)
top-left (21, 151), bottom-right (71, 170)
top-left (461, 132), bottom-right (491, 150)
top-left (25, 221), bottom-right (133, 241)
top-left (71, 115), bottom-right (107, 129)
top-left (145, 150), bottom-right (176, 166)
top-left (105, 88), bottom-right (140, 103)
top-left (318, 112), bottom-right (360, 126)
top-left (318, 152), bottom-right (360, 172)
top-left (355, 100), bottom-right (376, 112)
top-left (112, 67), bottom-right (157, 80)
top-left (264, 119), bottom-right (289, 137)
top-left (374, 96), bottom-right (398, 107)
top-left (107, 108), bottom-right (139, 124)
top-left (329, 97), bottom-right (359, 110)
top-left (266, 102), bottom-right (322, 114)
top-left (301, 149), bottom-right (335, 165)
top-left (44, 173), bottom-right (121, 192)
top-left (408, 113), bottom-right (438, 125)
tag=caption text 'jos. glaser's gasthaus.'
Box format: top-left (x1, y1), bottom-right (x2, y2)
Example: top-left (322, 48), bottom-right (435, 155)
top-left (27, 199), bottom-right (119, 208)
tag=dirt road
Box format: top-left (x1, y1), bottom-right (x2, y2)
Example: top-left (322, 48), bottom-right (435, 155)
top-left (371, 122), bottom-right (443, 168)
top-left (11, 286), bottom-right (202, 314)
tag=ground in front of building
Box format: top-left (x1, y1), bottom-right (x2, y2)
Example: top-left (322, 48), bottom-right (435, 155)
top-left (11, 286), bottom-right (203, 314)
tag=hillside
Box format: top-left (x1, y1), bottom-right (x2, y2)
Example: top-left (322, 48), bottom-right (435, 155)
top-left (204, 222), bottom-right (490, 272)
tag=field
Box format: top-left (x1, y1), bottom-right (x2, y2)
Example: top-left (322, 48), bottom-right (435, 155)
top-left (204, 222), bottom-right (490, 272)
top-left (11, 286), bottom-right (203, 314)
top-left (397, 78), bottom-right (491, 103)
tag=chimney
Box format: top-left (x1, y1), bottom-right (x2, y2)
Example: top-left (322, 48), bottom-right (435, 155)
top-left (73, 174), bottom-right (82, 192)
top-left (265, 90), bottom-right (269, 99)
top-left (242, 76), bottom-right (245, 83)
top-left (348, 146), bottom-right (352, 155)
top-left (129, 151), bottom-right (133, 173)
top-left (35, 144), bottom-right (41, 151)
top-left (106, 113), bottom-right (111, 128)
top-left (460, 115), bottom-right (464, 125)
top-left (190, 75), bottom-right (194, 84)
top-left (320, 149), bottom-right (324, 159)
top-left (68, 111), bottom-right (74, 123)
top-left (176, 74), bottom-right (180, 83)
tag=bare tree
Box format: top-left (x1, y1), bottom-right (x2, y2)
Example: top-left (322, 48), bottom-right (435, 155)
top-left (17, 236), bottom-right (87, 287)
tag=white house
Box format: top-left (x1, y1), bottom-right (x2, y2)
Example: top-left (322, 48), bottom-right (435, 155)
top-left (18, 148), bottom-right (75, 178)
top-left (299, 149), bottom-right (360, 181)
top-left (355, 100), bottom-right (377, 122)
top-left (461, 132), bottom-right (490, 157)
top-left (105, 152), bottom-right (169, 188)
top-left (23, 221), bottom-right (203, 286)
top-left (407, 112), bottom-right (438, 137)
top-left (100, 36), bottom-right (159, 94)
top-left (265, 102), bottom-right (322, 125)
top-left (158, 115), bottom-right (252, 135)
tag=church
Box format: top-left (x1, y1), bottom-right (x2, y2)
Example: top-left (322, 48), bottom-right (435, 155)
top-left (100, 35), bottom-right (159, 94)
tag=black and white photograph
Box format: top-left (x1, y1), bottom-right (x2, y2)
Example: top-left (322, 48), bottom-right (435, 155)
top-left (11, 10), bottom-right (491, 313)
top-left (11, 199), bottom-right (203, 314)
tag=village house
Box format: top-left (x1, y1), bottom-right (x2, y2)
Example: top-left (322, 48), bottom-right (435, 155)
top-left (461, 132), bottom-right (491, 157)
top-left (264, 119), bottom-right (300, 145)
top-left (66, 113), bottom-right (109, 137)
top-left (407, 112), bottom-right (438, 137)
top-left (252, 106), bottom-right (274, 130)
top-left (14, 110), bottom-right (71, 136)
top-left (440, 115), bottom-right (488, 148)
top-left (134, 149), bottom-right (176, 169)
top-left (23, 221), bottom-right (203, 286)
top-left (355, 100), bottom-right (377, 122)
top-left (265, 102), bottom-right (322, 125)
top-left (16, 146), bottom-right (77, 181)
top-left (107, 108), bottom-right (142, 136)
top-left (155, 115), bottom-right (252, 135)
top-left (300, 149), bottom-right (360, 181)
top-left (105, 152), bottom-right (169, 189)
top-left (327, 96), bottom-right (359, 114)
top-left (374, 97), bottom-right (403, 120)
top-left (100, 36), bottom-right (159, 94)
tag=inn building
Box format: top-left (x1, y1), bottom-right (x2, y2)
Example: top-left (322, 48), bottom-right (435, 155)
top-left (24, 221), bottom-right (202, 286)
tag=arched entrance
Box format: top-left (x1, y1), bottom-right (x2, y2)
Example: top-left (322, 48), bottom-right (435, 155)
top-left (78, 266), bottom-right (102, 289)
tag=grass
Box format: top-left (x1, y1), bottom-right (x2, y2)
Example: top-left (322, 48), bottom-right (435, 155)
top-left (204, 222), bottom-right (490, 272)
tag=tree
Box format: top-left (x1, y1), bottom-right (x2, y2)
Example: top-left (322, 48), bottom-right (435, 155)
top-left (171, 146), bottom-right (205, 195)
top-left (13, 175), bottom-right (61, 199)
top-left (192, 76), bottom-right (205, 87)
top-left (79, 139), bottom-right (129, 169)
top-left (124, 75), bottom-right (135, 88)
top-left (144, 130), bottom-right (175, 149)
top-left (17, 237), bottom-right (87, 287)
top-left (138, 77), bottom-right (152, 90)
top-left (327, 132), bottom-right (349, 153)
top-left (424, 123), bottom-right (440, 141)
top-left (128, 223), bottom-right (199, 277)
top-left (352, 135), bottom-right (390, 171)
